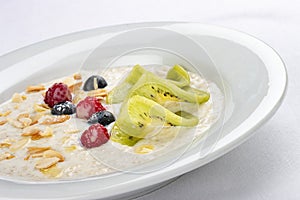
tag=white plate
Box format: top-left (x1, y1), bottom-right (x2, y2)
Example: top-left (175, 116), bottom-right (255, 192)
top-left (0, 22), bottom-right (287, 200)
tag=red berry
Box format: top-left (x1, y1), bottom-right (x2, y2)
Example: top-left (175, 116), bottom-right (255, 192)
top-left (44, 83), bottom-right (72, 108)
top-left (76, 96), bottom-right (106, 119)
top-left (80, 124), bottom-right (109, 148)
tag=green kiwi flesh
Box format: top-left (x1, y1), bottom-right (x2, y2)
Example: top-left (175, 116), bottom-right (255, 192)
top-left (107, 65), bottom-right (145, 104)
top-left (107, 64), bottom-right (193, 104)
top-left (166, 64), bottom-right (190, 87)
top-left (128, 73), bottom-right (210, 105)
top-left (115, 95), bottom-right (199, 138)
top-left (110, 125), bottom-right (141, 146)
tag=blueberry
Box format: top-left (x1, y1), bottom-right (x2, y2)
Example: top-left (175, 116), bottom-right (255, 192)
top-left (83, 75), bottom-right (107, 91)
top-left (51, 101), bottom-right (76, 115)
top-left (88, 110), bottom-right (115, 126)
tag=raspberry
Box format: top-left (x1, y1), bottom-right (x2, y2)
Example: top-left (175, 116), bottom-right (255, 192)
top-left (80, 124), bottom-right (109, 148)
top-left (76, 96), bottom-right (106, 119)
top-left (44, 83), bottom-right (72, 108)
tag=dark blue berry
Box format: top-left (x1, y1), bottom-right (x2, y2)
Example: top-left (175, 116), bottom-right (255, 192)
top-left (83, 75), bottom-right (107, 91)
top-left (88, 110), bottom-right (115, 126)
top-left (51, 101), bottom-right (76, 115)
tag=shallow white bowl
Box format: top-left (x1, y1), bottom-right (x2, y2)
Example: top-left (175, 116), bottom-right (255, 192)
top-left (0, 22), bottom-right (287, 200)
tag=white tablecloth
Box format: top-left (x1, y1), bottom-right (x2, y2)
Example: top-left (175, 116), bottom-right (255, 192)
top-left (0, 1), bottom-right (299, 199)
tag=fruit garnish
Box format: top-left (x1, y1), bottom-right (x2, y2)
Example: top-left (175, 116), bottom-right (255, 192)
top-left (115, 95), bottom-right (199, 138)
top-left (107, 64), bottom-right (207, 104)
top-left (83, 75), bottom-right (107, 91)
top-left (80, 124), bottom-right (109, 148)
top-left (110, 124), bottom-right (141, 146)
top-left (88, 110), bottom-right (115, 126)
top-left (76, 97), bottom-right (106, 119)
top-left (106, 65), bottom-right (145, 104)
top-left (44, 83), bottom-right (72, 108)
top-left (51, 101), bottom-right (76, 115)
top-left (128, 73), bottom-right (210, 105)
top-left (166, 64), bottom-right (190, 87)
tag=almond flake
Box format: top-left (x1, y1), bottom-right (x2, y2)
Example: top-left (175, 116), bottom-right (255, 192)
top-left (17, 113), bottom-right (30, 120)
top-left (12, 93), bottom-right (24, 103)
top-left (64, 129), bottom-right (80, 134)
top-left (18, 118), bottom-right (32, 127)
top-left (41, 115), bottom-right (70, 125)
top-left (64, 145), bottom-right (77, 152)
top-left (0, 118), bottom-right (7, 126)
top-left (0, 143), bottom-right (11, 148)
top-left (33, 103), bottom-right (49, 112)
top-left (87, 89), bottom-right (107, 98)
top-left (68, 82), bottom-right (82, 93)
top-left (9, 138), bottom-right (30, 152)
top-left (40, 126), bottom-right (53, 137)
top-left (0, 152), bottom-right (15, 161)
top-left (43, 150), bottom-right (64, 162)
top-left (73, 73), bottom-right (82, 80)
top-left (0, 110), bottom-right (12, 117)
top-left (22, 126), bottom-right (41, 136)
top-left (27, 146), bottom-right (51, 154)
top-left (35, 157), bottom-right (60, 169)
top-left (26, 85), bottom-right (45, 93)
top-left (39, 165), bottom-right (62, 178)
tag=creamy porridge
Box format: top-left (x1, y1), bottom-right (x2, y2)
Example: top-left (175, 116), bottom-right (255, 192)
top-left (0, 65), bottom-right (222, 181)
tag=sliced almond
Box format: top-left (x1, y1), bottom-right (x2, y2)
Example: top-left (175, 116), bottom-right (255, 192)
top-left (73, 73), bottom-right (82, 80)
top-left (17, 113), bottom-right (30, 120)
top-left (0, 118), bottom-right (7, 126)
top-left (31, 152), bottom-right (44, 158)
top-left (64, 145), bottom-right (77, 152)
top-left (0, 110), bottom-right (12, 117)
top-left (33, 103), bottom-right (49, 112)
top-left (0, 152), bottom-right (15, 161)
top-left (26, 85), bottom-right (45, 93)
top-left (11, 93), bottom-right (24, 103)
top-left (9, 138), bottom-right (31, 152)
top-left (64, 129), bottom-right (80, 134)
top-left (18, 118), bottom-right (32, 127)
top-left (43, 150), bottom-right (64, 162)
top-left (10, 120), bottom-right (25, 129)
top-left (39, 165), bottom-right (62, 178)
top-left (22, 126), bottom-right (41, 136)
top-left (27, 146), bottom-right (51, 154)
top-left (61, 136), bottom-right (70, 144)
top-left (30, 113), bottom-right (43, 125)
top-left (0, 143), bottom-right (11, 148)
top-left (68, 82), bottom-right (83, 93)
top-left (41, 115), bottom-right (70, 125)
top-left (40, 126), bottom-right (53, 137)
top-left (35, 157), bottom-right (60, 169)
top-left (87, 89), bottom-right (107, 98)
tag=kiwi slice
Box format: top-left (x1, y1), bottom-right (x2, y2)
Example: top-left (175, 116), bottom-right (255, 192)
top-left (128, 73), bottom-right (210, 105)
top-left (166, 64), bottom-right (190, 87)
top-left (107, 64), bottom-right (192, 104)
top-left (107, 65), bottom-right (145, 104)
top-left (115, 95), bottom-right (199, 139)
top-left (110, 125), bottom-right (141, 146)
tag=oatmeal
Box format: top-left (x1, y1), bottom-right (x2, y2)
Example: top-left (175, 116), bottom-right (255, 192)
top-left (0, 65), bottom-right (222, 182)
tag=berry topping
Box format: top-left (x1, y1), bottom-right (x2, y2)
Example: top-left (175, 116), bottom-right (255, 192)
top-left (83, 75), bottom-right (107, 91)
top-left (51, 101), bottom-right (76, 115)
top-left (80, 124), bottom-right (109, 148)
top-left (88, 110), bottom-right (115, 126)
top-left (44, 83), bottom-right (72, 108)
top-left (76, 96), bottom-right (106, 119)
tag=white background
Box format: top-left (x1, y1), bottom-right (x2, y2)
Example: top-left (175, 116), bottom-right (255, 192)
top-left (0, 0), bottom-right (299, 199)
